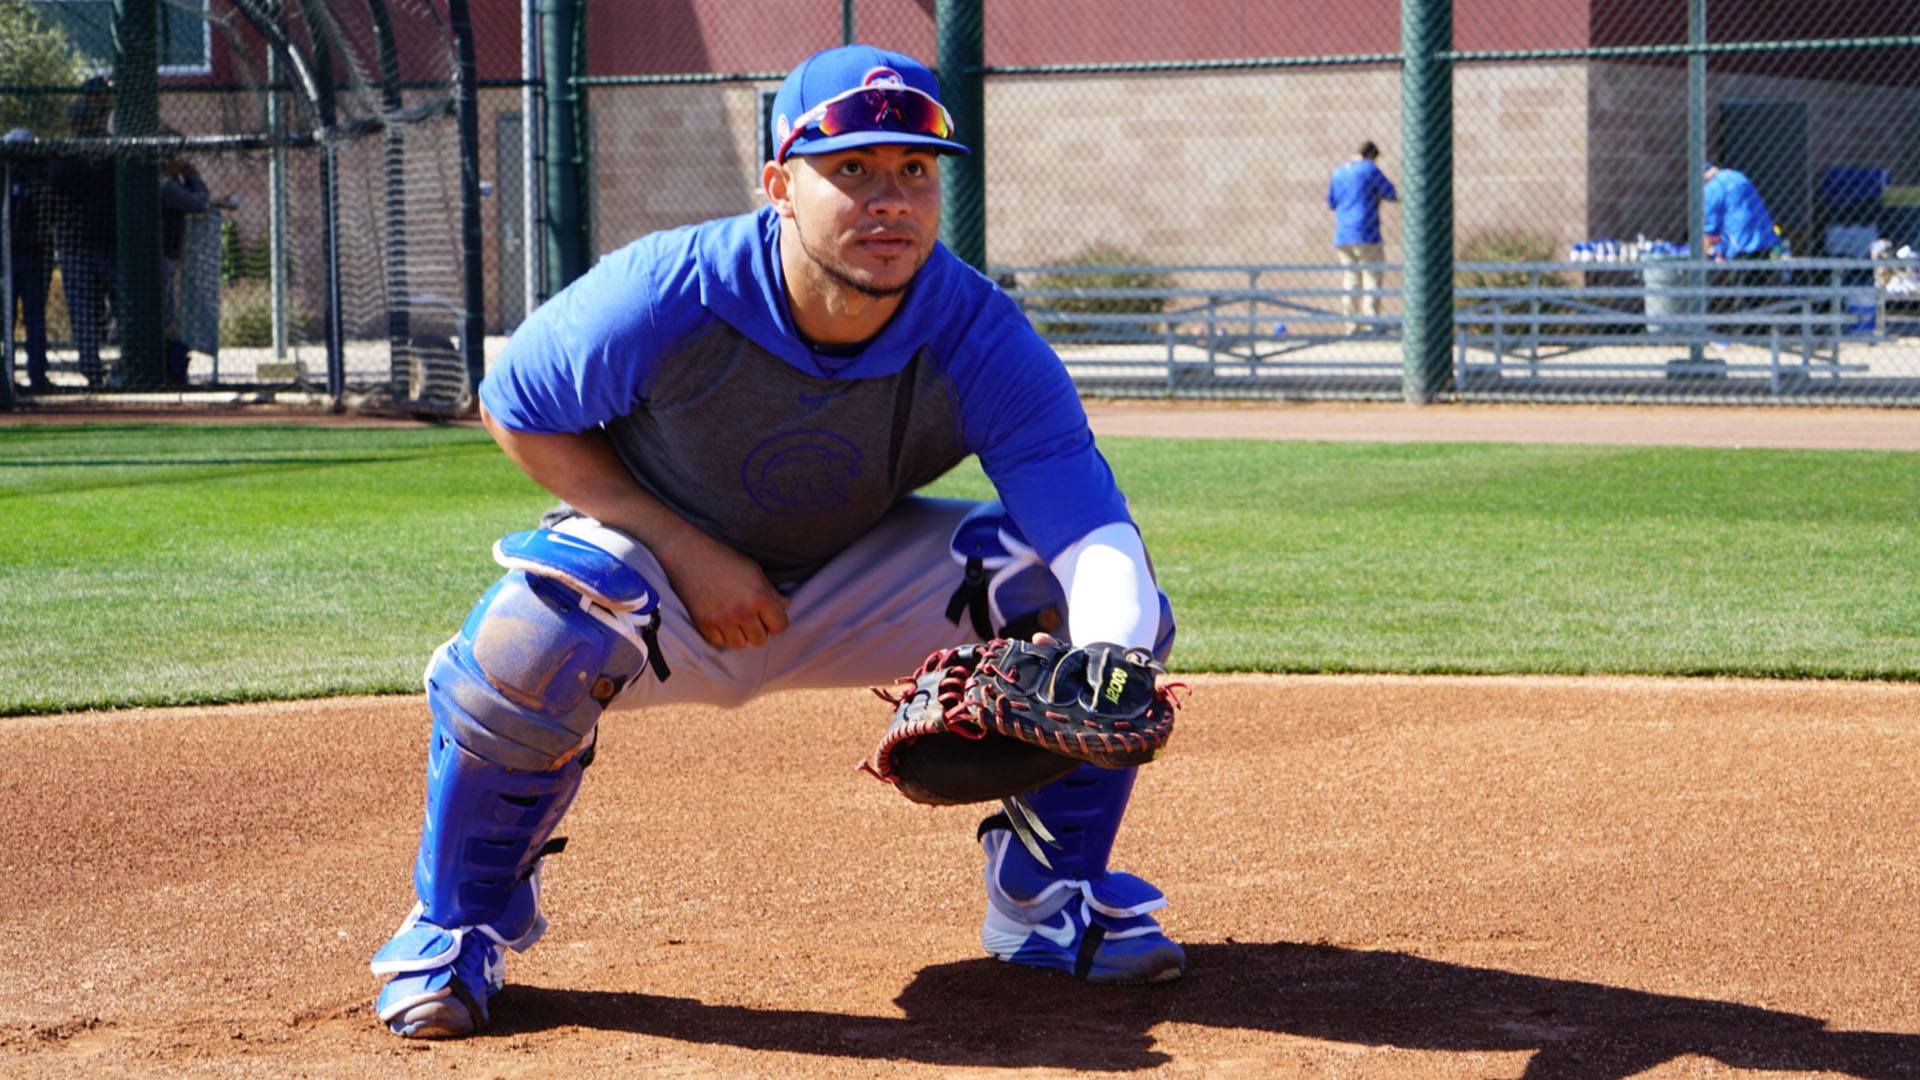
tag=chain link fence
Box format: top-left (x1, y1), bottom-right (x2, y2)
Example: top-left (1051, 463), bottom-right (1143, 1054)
top-left (576, 2), bottom-right (931, 256)
top-left (1447, 2), bottom-right (1920, 401)
top-left (2, 0), bottom-right (480, 410)
top-left (554, 1), bottom-right (1920, 405)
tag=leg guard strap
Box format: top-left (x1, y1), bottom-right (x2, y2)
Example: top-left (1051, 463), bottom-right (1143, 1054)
top-left (946, 501), bottom-right (1057, 640)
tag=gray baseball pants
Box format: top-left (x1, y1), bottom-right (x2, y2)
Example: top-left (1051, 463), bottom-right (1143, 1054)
top-left (551, 496), bottom-right (996, 711)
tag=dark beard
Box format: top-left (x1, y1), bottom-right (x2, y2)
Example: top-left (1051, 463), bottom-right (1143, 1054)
top-left (791, 214), bottom-right (918, 300)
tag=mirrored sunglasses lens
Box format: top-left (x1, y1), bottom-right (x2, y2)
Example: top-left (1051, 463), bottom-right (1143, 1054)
top-left (814, 89), bottom-right (949, 139)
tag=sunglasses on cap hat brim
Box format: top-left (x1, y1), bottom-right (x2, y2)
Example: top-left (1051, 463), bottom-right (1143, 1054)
top-left (775, 82), bottom-right (956, 163)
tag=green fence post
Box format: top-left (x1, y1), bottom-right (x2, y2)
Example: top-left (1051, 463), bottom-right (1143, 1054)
top-left (449, 0), bottom-right (486, 399)
top-left (1, 162), bottom-right (14, 410)
top-left (935, 0), bottom-right (985, 272)
top-left (296, 0), bottom-right (345, 403)
top-left (1686, 0), bottom-right (1706, 367)
top-left (1399, 0), bottom-right (1454, 402)
top-left (541, 0), bottom-right (587, 294)
top-left (113, 0), bottom-right (164, 389)
top-left (366, 0), bottom-right (412, 389)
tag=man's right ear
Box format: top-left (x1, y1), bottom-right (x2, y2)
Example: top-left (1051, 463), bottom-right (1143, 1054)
top-left (762, 160), bottom-right (793, 216)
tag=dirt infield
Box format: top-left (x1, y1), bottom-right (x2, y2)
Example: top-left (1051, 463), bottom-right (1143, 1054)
top-left (2, 677), bottom-right (1917, 1078)
top-left (1078, 400), bottom-right (1920, 451)
top-left (8, 399), bottom-right (1920, 451)
top-left (5, 403), bottom-right (1916, 1076)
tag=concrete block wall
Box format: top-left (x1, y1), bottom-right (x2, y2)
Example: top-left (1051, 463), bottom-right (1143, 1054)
top-left (1452, 62), bottom-right (1591, 259)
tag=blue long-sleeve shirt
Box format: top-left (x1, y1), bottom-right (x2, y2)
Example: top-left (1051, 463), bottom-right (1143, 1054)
top-left (1704, 168), bottom-right (1778, 258)
top-left (1327, 159), bottom-right (1398, 246)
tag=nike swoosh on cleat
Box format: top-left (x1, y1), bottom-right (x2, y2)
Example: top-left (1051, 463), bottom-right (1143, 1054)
top-left (482, 950), bottom-right (505, 990)
top-left (1031, 910), bottom-right (1077, 949)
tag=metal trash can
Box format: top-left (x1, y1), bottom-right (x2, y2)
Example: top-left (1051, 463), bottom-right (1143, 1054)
top-left (1643, 259), bottom-right (1686, 335)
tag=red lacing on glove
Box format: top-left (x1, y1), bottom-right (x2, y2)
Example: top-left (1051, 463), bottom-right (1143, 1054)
top-left (869, 646), bottom-right (986, 740)
top-left (859, 646), bottom-right (993, 785)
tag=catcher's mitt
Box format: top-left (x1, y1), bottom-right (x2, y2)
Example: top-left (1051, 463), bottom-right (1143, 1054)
top-left (859, 639), bottom-right (1180, 808)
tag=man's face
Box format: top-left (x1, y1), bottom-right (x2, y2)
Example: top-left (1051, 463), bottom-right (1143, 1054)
top-left (778, 144), bottom-right (941, 298)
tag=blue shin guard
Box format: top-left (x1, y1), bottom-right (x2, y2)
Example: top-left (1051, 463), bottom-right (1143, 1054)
top-left (979, 764), bottom-right (1185, 983)
top-left (370, 711), bottom-right (583, 1036)
top-left (373, 528), bottom-right (662, 1038)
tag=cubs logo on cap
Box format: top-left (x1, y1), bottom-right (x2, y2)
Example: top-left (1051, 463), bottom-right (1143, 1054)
top-left (771, 44), bottom-right (970, 162)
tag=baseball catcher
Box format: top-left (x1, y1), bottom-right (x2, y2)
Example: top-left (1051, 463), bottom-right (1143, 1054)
top-left (371, 43), bottom-right (1190, 1039)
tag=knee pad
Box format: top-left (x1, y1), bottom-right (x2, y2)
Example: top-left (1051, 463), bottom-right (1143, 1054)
top-left (948, 502), bottom-right (1179, 658)
top-left (428, 528), bottom-right (668, 773)
top-left (946, 501), bottom-right (1061, 640)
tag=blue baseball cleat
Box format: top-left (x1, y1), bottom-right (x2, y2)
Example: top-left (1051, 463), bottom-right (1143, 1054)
top-left (370, 877), bottom-right (546, 1038)
top-left (372, 915), bottom-right (508, 1037)
top-left (977, 765), bottom-right (1186, 984)
top-left (980, 827), bottom-right (1186, 982)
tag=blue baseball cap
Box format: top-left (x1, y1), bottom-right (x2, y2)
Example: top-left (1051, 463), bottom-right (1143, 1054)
top-left (771, 44), bottom-right (970, 162)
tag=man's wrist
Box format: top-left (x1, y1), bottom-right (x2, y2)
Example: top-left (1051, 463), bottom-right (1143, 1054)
top-left (626, 512), bottom-right (705, 570)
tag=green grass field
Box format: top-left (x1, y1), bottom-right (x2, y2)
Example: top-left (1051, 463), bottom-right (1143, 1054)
top-left (2, 422), bottom-right (1916, 714)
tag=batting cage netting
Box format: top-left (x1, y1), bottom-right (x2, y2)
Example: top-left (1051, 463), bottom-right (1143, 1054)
top-left (1, 0), bottom-right (480, 412)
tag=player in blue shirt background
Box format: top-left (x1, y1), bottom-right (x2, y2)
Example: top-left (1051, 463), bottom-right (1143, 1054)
top-left (1702, 163), bottom-right (1782, 335)
top-left (369, 43), bottom-right (1187, 1038)
top-left (1702, 163), bottom-right (1779, 260)
top-left (1327, 141), bottom-right (1399, 334)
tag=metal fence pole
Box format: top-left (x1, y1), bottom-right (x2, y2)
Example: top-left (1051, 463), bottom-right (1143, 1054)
top-left (522, 0), bottom-right (542, 313)
top-left (935, 0), bottom-right (985, 271)
top-left (268, 1), bottom-right (289, 360)
top-left (369, 0), bottom-right (412, 397)
top-left (1687, 0), bottom-right (1706, 366)
top-left (1399, 0), bottom-right (1453, 403)
top-left (842, 0), bottom-right (856, 45)
top-left (296, 0), bottom-right (345, 404)
top-left (1, 162), bottom-right (14, 410)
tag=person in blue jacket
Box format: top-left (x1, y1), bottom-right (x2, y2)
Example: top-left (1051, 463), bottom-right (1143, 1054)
top-left (1703, 163), bottom-right (1781, 335)
top-left (368, 43), bottom-right (1187, 1039)
top-left (1326, 141), bottom-right (1398, 333)
top-left (1702, 163), bottom-right (1778, 260)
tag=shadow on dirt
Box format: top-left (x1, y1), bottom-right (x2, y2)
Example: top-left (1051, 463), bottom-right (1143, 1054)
top-left (494, 941), bottom-right (1920, 1076)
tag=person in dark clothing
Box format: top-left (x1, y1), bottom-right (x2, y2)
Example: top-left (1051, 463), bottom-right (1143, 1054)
top-left (5, 128), bottom-right (53, 391)
top-left (159, 154), bottom-right (236, 386)
top-left (49, 76), bottom-right (116, 387)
